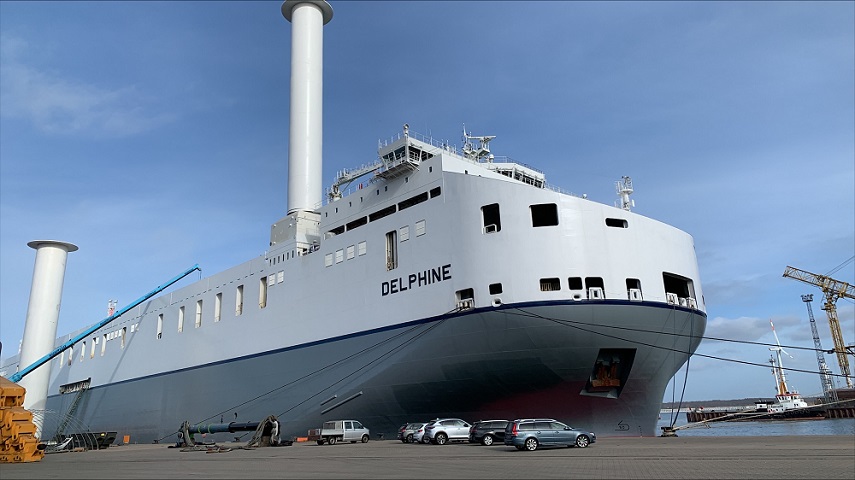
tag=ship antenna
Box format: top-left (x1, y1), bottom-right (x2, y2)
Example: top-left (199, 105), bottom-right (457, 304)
top-left (616, 176), bottom-right (634, 211)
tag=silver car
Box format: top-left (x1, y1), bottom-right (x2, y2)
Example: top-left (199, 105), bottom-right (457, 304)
top-left (400, 422), bottom-right (427, 443)
top-left (423, 418), bottom-right (471, 445)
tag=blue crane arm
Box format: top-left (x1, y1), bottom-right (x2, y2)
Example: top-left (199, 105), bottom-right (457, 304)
top-left (9, 264), bottom-right (201, 384)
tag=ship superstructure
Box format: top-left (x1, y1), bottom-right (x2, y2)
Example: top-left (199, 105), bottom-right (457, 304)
top-left (1, 0), bottom-right (707, 443)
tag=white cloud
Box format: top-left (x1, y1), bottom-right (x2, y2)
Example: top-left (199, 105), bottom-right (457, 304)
top-left (0, 34), bottom-right (175, 137)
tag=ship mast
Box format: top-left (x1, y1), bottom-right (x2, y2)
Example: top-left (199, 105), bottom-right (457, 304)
top-left (768, 319), bottom-right (792, 396)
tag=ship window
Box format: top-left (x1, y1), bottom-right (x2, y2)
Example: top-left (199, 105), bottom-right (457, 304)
top-left (385, 230), bottom-right (398, 270)
top-left (178, 306), bottom-right (185, 332)
top-left (346, 216), bottom-right (367, 231)
top-left (328, 225), bottom-right (345, 236)
top-left (335, 249), bottom-right (344, 263)
top-left (278, 271), bottom-right (284, 283)
top-left (530, 203), bottom-right (559, 227)
top-left (259, 277), bottom-right (268, 308)
top-left (90, 338), bottom-right (96, 359)
top-left (80, 342), bottom-right (85, 361)
top-left (358, 241), bottom-right (367, 256)
top-left (121, 327), bottom-right (127, 348)
top-left (400, 226), bottom-right (409, 242)
top-left (268, 274), bottom-right (276, 287)
top-left (399, 192), bottom-right (428, 211)
top-left (626, 278), bottom-right (642, 301)
top-left (606, 218), bottom-right (628, 228)
top-left (195, 300), bottom-right (203, 328)
top-left (236, 285), bottom-right (244, 316)
top-left (430, 186), bottom-right (441, 198)
top-left (489, 283), bottom-right (503, 295)
top-left (370, 205), bottom-right (396, 222)
top-left (568, 277), bottom-right (583, 290)
top-left (325, 253), bottom-right (333, 266)
top-left (415, 220), bottom-right (426, 236)
top-left (586, 277), bottom-right (605, 299)
top-left (157, 314), bottom-right (163, 338)
top-left (214, 293), bottom-right (222, 322)
top-left (482, 203), bottom-right (501, 233)
top-left (663, 272), bottom-right (695, 299)
top-left (346, 245), bottom-right (355, 260)
top-left (68, 346), bottom-right (73, 365)
top-left (101, 334), bottom-right (107, 356)
top-left (540, 278), bottom-right (561, 291)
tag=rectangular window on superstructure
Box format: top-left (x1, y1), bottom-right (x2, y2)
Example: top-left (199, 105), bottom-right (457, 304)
top-left (358, 241), bottom-right (367, 256)
top-left (215, 293), bottom-right (222, 322)
top-left (400, 226), bottom-right (409, 242)
top-left (325, 253), bottom-right (333, 267)
top-left (236, 285), bottom-right (244, 316)
top-left (121, 327), bottom-right (127, 348)
top-left (81, 342), bottom-right (85, 361)
top-left (540, 278), bottom-right (561, 291)
top-left (430, 186), bottom-right (441, 198)
top-left (482, 203), bottom-right (501, 233)
top-left (90, 338), bottom-right (96, 359)
top-left (157, 314), bottom-right (163, 338)
top-left (385, 230), bottom-right (398, 270)
top-left (415, 220), bottom-right (426, 237)
top-left (346, 245), bottom-right (355, 260)
top-left (606, 218), bottom-right (629, 228)
top-left (195, 300), bottom-right (203, 328)
top-left (626, 278), bottom-right (642, 301)
top-left (530, 203), bottom-right (559, 227)
top-left (335, 249), bottom-right (344, 263)
top-left (370, 205), bottom-right (397, 222)
top-left (259, 278), bottom-right (268, 308)
top-left (101, 334), bottom-right (107, 356)
top-left (178, 306), bottom-right (185, 332)
top-left (586, 277), bottom-right (605, 299)
top-left (67, 346), bottom-right (73, 366)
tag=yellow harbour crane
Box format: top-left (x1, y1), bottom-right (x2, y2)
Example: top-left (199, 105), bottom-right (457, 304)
top-left (783, 265), bottom-right (855, 388)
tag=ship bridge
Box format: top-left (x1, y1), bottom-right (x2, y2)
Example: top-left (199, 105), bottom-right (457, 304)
top-left (327, 124), bottom-right (547, 202)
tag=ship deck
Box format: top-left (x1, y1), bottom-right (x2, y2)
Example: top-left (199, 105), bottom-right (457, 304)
top-left (2, 435), bottom-right (852, 479)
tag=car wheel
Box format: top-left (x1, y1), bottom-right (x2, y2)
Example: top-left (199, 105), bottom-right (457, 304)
top-left (406, 434), bottom-right (413, 443)
top-left (422, 436), bottom-right (431, 444)
top-left (481, 435), bottom-right (494, 446)
top-left (575, 435), bottom-right (590, 448)
top-left (361, 434), bottom-right (369, 443)
top-left (524, 437), bottom-right (538, 451)
top-left (328, 436), bottom-right (337, 445)
top-left (435, 433), bottom-right (449, 445)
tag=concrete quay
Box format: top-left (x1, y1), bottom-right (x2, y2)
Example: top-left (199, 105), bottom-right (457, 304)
top-left (1, 435), bottom-right (853, 479)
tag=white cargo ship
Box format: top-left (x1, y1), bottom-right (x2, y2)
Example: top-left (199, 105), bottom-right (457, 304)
top-left (1, 0), bottom-right (706, 443)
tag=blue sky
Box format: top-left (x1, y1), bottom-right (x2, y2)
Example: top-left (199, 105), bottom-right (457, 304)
top-left (1, 1), bottom-right (853, 405)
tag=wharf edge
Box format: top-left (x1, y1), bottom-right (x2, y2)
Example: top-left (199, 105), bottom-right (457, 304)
top-left (1, 435), bottom-right (853, 479)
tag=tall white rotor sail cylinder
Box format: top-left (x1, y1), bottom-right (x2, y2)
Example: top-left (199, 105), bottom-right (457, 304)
top-left (282, 0), bottom-right (333, 215)
top-left (18, 240), bottom-right (78, 433)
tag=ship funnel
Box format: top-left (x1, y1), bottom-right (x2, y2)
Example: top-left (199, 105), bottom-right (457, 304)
top-left (18, 240), bottom-right (78, 434)
top-left (282, 1), bottom-right (333, 215)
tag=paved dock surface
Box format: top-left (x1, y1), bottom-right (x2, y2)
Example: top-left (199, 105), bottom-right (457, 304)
top-left (2, 436), bottom-right (853, 479)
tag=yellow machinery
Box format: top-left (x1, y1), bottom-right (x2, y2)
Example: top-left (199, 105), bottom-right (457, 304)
top-left (783, 265), bottom-right (855, 389)
top-left (0, 376), bottom-right (45, 463)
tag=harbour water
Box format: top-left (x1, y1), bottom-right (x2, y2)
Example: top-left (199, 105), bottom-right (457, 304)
top-left (657, 414), bottom-right (855, 437)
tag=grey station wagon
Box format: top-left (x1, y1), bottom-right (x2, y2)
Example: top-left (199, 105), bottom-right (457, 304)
top-left (504, 418), bottom-right (595, 451)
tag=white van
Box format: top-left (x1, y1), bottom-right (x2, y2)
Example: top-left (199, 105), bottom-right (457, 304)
top-left (317, 420), bottom-right (370, 445)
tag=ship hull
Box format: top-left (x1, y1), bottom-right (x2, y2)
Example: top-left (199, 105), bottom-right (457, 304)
top-left (42, 300), bottom-right (705, 443)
